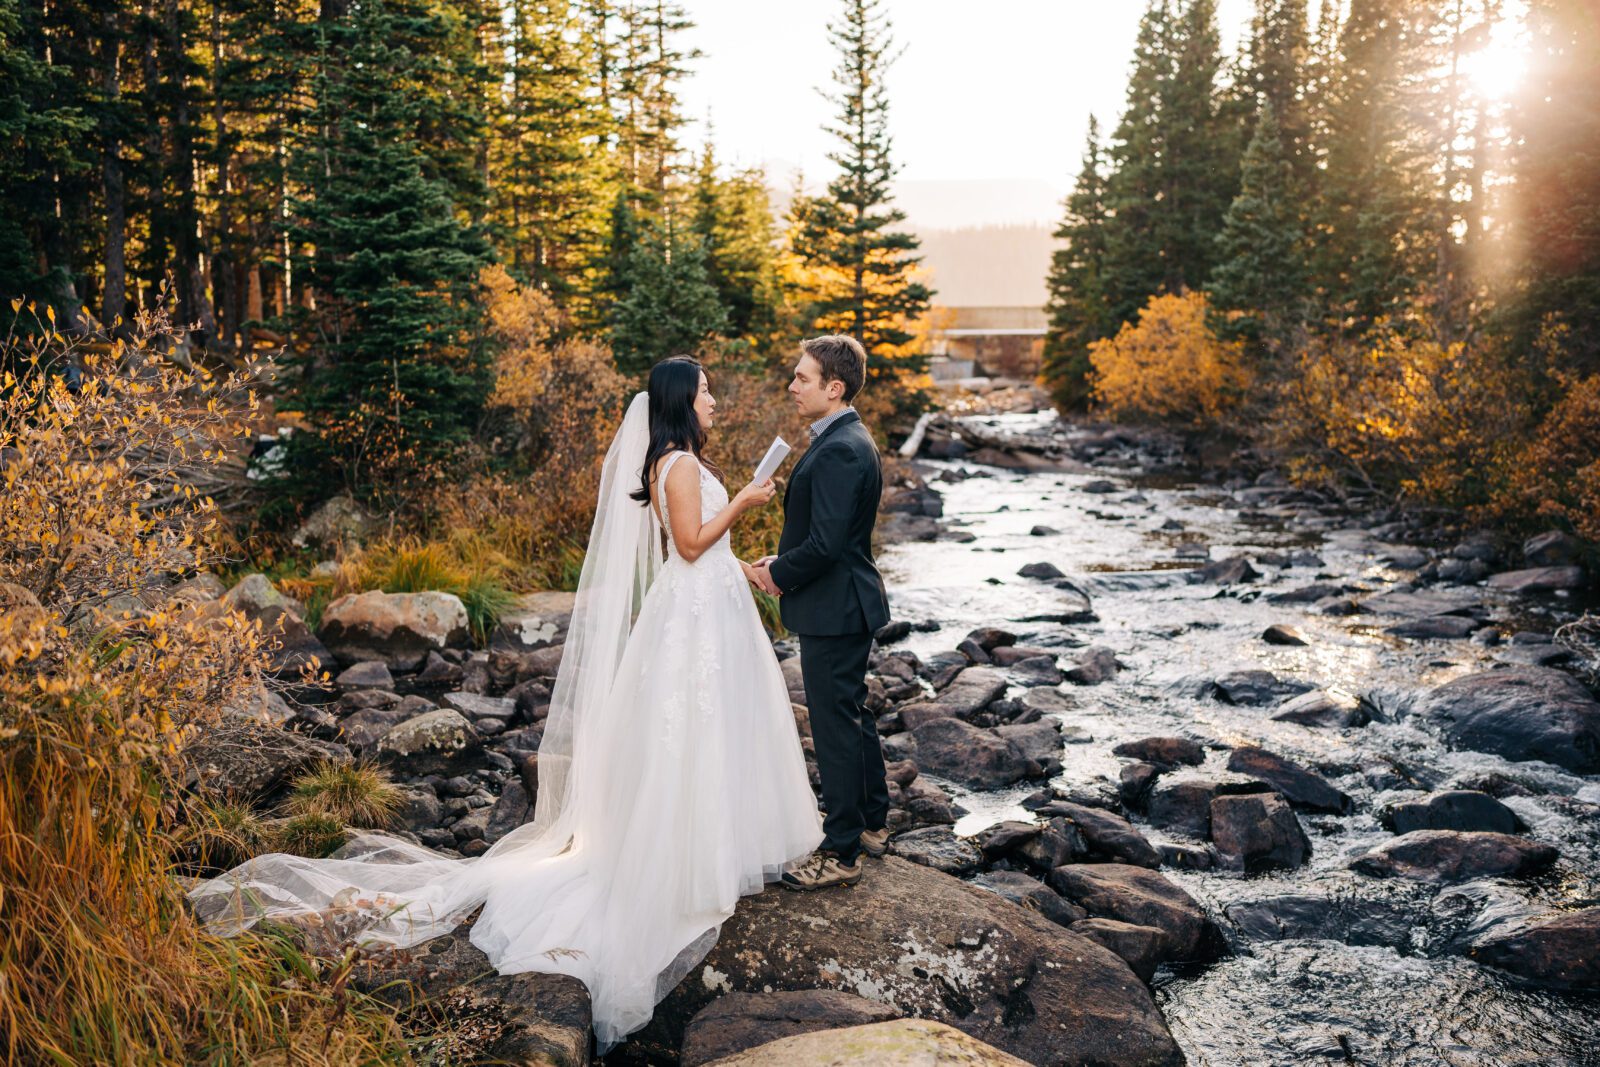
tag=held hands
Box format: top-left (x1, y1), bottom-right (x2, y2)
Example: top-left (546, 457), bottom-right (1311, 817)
top-left (742, 555), bottom-right (781, 597)
top-left (732, 478), bottom-right (777, 513)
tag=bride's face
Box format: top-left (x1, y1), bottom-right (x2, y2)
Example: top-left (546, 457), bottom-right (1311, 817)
top-left (693, 371), bottom-right (716, 431)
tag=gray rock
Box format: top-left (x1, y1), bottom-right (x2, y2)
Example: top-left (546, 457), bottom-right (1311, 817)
top-left (180, 719), bottom-right (352, 804)
top-left (1148, 774), bottom-right (1274, 838)
top-left (1415, 666), bottom-right (1600, 773)
top-left (1225, 746), bottom-right (1352, 813)
top-left (1034, 800), bottom-right (1161, 868)
top-left (638, 856), bottom-right (1185, 1066)
top-left (1065, 645), bottom-right (1121, 685)
top-left (1008, 655), bottom-right (1064, 687)
top-left (1350, 830), bottom-right (1558, 882)
top-left (376, 709), bottom-right (483, 777)
top-left (334, 660), bottom-right (393, 690)
top-left (1017, 561), bottom-right (1066, 580)
top-left (442, 690), bottom-right (516, 722)
top-left (887, 826), bottom-right (983, 875)
top-left (318, 590), bottom-right (471, 670)
top-left (1379, 790), bottom-right (1523, 834)
top-left (908, 717), bottom-right (1044, 790)
top-left (680, 990), bottom-right (899, 1067)
top-left (217, 573), bottom-right (333, 678)
top-left (1071, 918), bottom-right (1169, 984)
top-left (1470, 907), bottom-right (1600, 991)
top-left (1267, 583), bottom-right (1346, 604)
top-left (1522, 531), bottom-right (1583, 568)
top-left (1048, 863), bottom-right (1209, 961)
top-left (1486, 565), bottom-right (1586, 593)
top-left (1113, 736), bottom-right (1205, 767)
top-left (1212, 670), bottom-right (1315, 706)
top-left (971, 870), bottom-right (1087, 928)
top-left (1193, 555), bottom-right (1262, 585)
top-left (1385, 615), bottom-right (1482, 639)
top-left (1262, 623), bottom-right (1309, 646)
top-left (1270, 689), bottom-right (1369, 728)
top-left (349, 918), bottom-right (590, 1066)
top-left (995, 720), bottom-right (1065, 771)
top-left (1210, 792), bottom-right (1311, 872)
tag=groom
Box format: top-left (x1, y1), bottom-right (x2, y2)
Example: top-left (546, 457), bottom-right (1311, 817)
top-left (750, 335), bottom-right (892, 891)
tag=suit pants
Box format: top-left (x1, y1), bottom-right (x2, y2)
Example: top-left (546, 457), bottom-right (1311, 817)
top-left (797, 630), bottom-right (889, 862)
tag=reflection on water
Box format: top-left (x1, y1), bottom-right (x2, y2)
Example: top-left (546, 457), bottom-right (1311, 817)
top-left (879, 412), bottom-right (1600, 1066)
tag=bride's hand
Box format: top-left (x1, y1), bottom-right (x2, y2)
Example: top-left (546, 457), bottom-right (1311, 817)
top-left (732, 478), bottom-right (776, 513)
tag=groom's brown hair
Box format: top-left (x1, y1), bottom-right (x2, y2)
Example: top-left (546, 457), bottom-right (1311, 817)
top-left (800, 335), bottom-right (867, 402)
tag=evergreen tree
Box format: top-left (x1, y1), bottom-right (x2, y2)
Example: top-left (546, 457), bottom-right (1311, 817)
top-left (492, 0), bottom-right (613, 302)
top-left (689, 145), bottom-right (787, 349)
top-left (1505, 0), bottom-right (1600, 373)
top-left (1099, 0), bottom-right (1238, 327)
top-left (1243, 0), bottom-right (1311, 187)
top-left (1208, 99), bottom-right (1310, 357)
top-left (790, 0), bottom-right (931, 378)
top-left (607, 217), bottom-right (725, 374)
top-left (1313, 0), bottom-right (1434, 329)
top-left (1042, 116), bottom-right (1113, 412)
top-left (284, 0), bottom-right (494, 496)
top-left (613, 0), bottom-right (698, 201)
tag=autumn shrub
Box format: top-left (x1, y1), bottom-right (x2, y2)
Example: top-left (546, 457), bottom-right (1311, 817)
top-left (0, 300), bottom-right (410, 1063)
top-left (1497, 372), bottom-right (1600, 541)
top-left (1271, 320), bottom-right (1529, 509)
top-left (1088, 290), bottom-right (1253, 426)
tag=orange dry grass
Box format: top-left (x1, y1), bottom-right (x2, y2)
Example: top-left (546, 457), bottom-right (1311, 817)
top-left (0, 299), bottom-right (412, 1064)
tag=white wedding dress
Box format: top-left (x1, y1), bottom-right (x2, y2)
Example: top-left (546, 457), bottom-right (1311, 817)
top-left (185, 393), bottom-right (824, 1053)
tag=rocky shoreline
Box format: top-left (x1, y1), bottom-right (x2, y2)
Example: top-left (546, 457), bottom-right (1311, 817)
top-left (175, 404), bottom-right (1600, 1065)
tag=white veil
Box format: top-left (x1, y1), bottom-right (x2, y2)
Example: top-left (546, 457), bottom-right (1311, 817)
top-left (185, 391), bottom-right (662, 951)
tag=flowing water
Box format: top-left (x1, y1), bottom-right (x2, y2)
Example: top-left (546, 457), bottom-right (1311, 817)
top-left (876, 411), bottom-right (1600, 1067)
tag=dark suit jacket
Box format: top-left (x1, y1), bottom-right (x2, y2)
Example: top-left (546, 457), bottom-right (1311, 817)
top-left (768, 410), bottom-right (891, 637)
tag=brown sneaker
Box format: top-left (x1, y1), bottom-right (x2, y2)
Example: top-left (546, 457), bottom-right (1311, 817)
top-left (780, 850), bottom-right (862, 891)
top-left (860, 827), bottom-right (890, 857)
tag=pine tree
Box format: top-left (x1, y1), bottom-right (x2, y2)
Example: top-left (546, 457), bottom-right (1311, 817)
top-left (284, 0), bottom-right (494, 496)
top-left (1100, 0), bottom-right (1238, 327)
top-left (492, 0), bottom-right (613, 302)
top-left (1243, 0), bottom-right (1311, 187)
top-left (1042, 116), bottom-right (1114, 412)
top-left (1506, 0), bottom-right (1600, 373)
top-left (1208, 99), bottom-right (1310, 358)
top-left (1313, 0), bottom-right (1435, 330)
top-left (689, 145), bottom-right (787, 350)
top-left (790, 0), bottom-right (931, 379)
top-left (607, 216), bottom-right (725, 374)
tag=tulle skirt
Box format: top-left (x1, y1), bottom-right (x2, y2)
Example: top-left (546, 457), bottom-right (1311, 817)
top-left (186, 546), bottom-right (823, 1052)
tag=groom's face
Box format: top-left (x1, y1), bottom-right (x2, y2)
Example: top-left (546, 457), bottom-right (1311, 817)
top-left (789, 353), bottom-right (842, 420)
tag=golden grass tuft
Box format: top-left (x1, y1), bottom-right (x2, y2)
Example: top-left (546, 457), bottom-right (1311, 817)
top-left (285, 760), bottom-right (404, 829)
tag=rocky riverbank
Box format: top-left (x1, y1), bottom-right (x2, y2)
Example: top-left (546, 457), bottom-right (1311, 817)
top-left (176, 404), bottom-right (1600, 1065)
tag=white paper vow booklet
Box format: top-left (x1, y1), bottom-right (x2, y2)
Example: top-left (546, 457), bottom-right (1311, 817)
top-left (753, 436), bottom-right (791, 484)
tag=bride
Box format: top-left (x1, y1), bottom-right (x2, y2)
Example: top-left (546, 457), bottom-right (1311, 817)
top-left (186, 356), bottom-right (825, 1053)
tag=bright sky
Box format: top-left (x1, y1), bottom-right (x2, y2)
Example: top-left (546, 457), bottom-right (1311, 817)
top-left (677, 0), bottom-right (1257, 227)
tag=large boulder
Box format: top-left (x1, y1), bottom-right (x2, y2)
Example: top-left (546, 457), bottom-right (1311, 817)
top-left (318, 590), bottom-right (472, 670)
top-left (634, 856), bottom-right (1184, 1066)
top-left (348, 917), bottom-right (590, 1067)
top-left (897, 666), bottom-right (1008, 725)
top-left (701, 1019), bottom-right (1031, 1066)
top-left (1350, 830), bottom-right (1558, 883)
top-left (1210, 792), bottom-right (1311, 872)
top-left (907, 717), bottom-right (1045, 790)
top-left (680, 990), bottom-right (898, 1066)
top-left (1270, 689), bottom-right (1369, 728)
top-left (1414, 667), bottom-right (1600, 773)
top-left (1470, 907), bottom-right (1600, 991)
top-left (1225, 746), bottom-right (1352, 814)
top-left (1048, 863), bottom-right (1210, 961)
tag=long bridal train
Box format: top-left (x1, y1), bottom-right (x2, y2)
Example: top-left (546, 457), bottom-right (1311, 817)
top-left (186, 392), bottom-right (824, 1052)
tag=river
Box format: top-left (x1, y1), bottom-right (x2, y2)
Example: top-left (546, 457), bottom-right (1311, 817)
top-left (877, 410), bottom-right (1600, 1067)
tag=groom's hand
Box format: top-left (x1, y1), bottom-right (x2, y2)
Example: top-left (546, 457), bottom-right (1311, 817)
top-left (751, 562), bottom-right (781, 597)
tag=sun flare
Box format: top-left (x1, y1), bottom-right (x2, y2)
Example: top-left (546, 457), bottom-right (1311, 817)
top-left (1460, 29), bottom-right (1530, 102)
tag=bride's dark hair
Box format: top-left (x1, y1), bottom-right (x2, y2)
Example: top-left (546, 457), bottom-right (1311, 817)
top-left (629, 356), bottom-right (723, 508)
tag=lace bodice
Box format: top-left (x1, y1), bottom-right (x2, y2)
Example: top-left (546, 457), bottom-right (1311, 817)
top-left (654, 450), bottom-right (732, 561)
